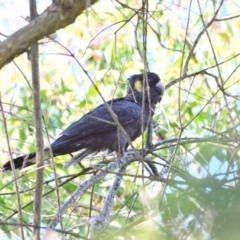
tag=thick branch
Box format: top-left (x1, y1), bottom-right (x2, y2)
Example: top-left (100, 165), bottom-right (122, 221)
top-left (0, 0), bottom-right (98, 69)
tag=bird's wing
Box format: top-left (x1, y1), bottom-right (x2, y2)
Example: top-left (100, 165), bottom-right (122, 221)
top-left (51, 98), bottom-right (141, 147)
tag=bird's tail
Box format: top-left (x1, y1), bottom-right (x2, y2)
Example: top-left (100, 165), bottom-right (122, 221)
top-left (2, 148), bottom-right (50, 171)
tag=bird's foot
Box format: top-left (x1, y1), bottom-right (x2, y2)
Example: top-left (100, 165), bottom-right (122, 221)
top-left (124, 149), bottom-right (135, 155)
top-left (145, 143), bottom-right (156, 154)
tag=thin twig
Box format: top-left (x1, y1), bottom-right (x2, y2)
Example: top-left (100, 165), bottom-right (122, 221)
top-left (0, 94), bottom-right (25, 239)
top-left (29, 1), bottom-right (45, 239)
top-left (49, 151), bottom-right (139, 228)
top-left (183, 0), bottom-right (224, 75)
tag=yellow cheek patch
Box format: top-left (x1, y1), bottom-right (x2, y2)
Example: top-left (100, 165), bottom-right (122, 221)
top-left (134, 80), bottom-right (143, 92)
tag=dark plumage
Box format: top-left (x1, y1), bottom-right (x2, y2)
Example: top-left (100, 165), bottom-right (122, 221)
top-left (2, 72), bottom-right (164, 171)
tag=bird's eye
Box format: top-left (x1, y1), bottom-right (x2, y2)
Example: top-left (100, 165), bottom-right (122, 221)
top-left (150, 78), bottom-right (159, 84)
top-left (148, 78), bottom-right (154, 84)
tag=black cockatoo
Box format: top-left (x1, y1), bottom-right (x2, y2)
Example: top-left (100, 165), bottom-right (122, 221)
top-left (2, 72), bottom-right (164, 171)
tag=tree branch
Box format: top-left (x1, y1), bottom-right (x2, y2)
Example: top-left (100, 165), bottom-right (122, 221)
top-left (89, 164), bottom-right (128, 238)
top-left (48, 151), bottom-right (139, 229)
top-left (0, 0), bottom-right (98, 69)
top-left (29, 1), bottom-right (45, 239)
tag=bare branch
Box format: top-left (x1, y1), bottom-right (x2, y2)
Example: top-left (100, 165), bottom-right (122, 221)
top-left (0, 94), bottom-right (25, 239)
top-left (183, 0), bottom-right (224, 75)
top-left (0, 0), bottom-right (98, 69)
top-left (49, 151), bottom-right (139, 228)
top-left (89, 165), bottom-right (128, 237)
top-left (29, 1), bottom-right (45, 239)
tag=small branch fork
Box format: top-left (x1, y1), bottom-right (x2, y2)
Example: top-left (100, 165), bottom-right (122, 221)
top-left (0, 0), bottom-right (98, 69)
top-left (48, 151), bottom-right (140, 229)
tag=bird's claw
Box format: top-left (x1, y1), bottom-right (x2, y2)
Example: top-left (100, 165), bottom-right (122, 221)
top-left (146, 144), bottom-right (156, 154)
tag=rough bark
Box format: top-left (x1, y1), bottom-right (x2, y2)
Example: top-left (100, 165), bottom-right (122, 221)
top-left (0, 0), bottom-right (98, 69)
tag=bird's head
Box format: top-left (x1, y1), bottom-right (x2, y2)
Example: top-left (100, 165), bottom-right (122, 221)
top-left (127, 72), bottom-right (165, 105)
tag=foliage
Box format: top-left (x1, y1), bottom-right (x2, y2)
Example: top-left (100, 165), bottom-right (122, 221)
top-left (0, 0), bottom-right (240, 239)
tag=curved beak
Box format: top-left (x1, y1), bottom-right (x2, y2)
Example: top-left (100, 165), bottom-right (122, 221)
top-left (156, 81), bottom-right (165, 94)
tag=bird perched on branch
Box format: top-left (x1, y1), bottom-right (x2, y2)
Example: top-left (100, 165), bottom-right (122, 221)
top-left (2, 72), bottom-right (164, 171)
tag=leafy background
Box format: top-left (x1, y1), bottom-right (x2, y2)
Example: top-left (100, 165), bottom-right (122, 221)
top-left (0, 0), bottom-right (240, 239)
